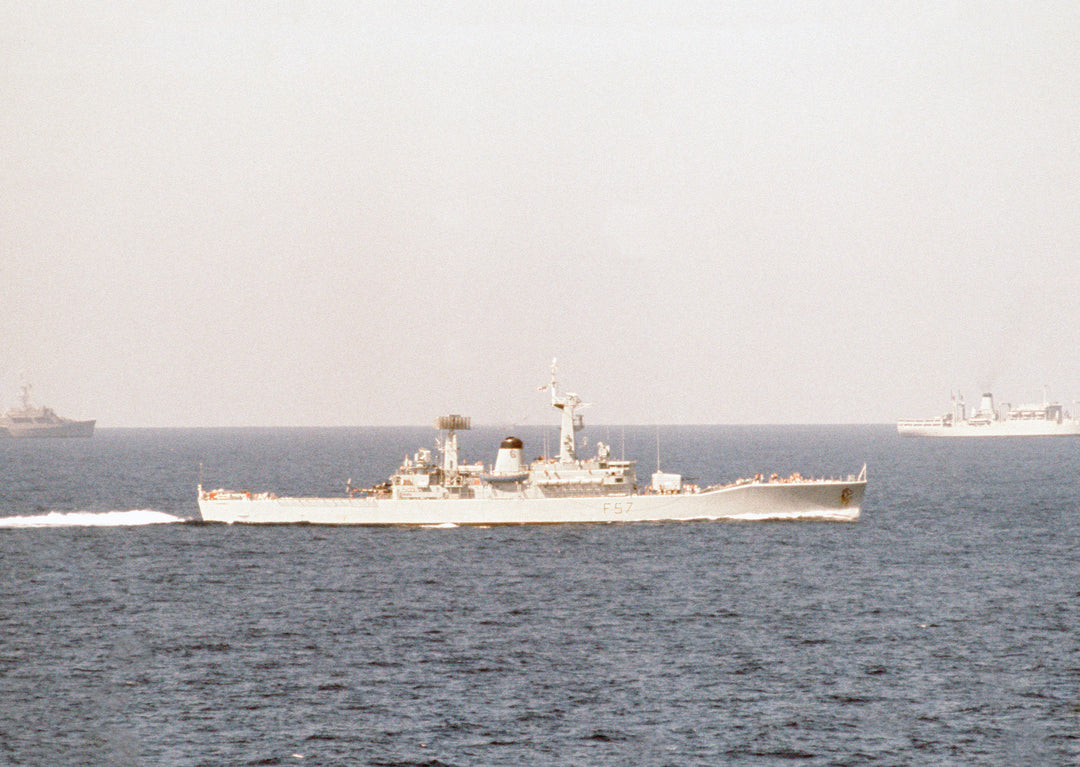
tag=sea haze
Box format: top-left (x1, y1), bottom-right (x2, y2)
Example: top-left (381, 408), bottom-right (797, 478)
top-left (1, 426), bottom-right (1078, 765)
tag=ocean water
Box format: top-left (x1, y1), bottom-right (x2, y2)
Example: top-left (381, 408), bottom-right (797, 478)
top-left (1, 425), bottom-right (1078, 766)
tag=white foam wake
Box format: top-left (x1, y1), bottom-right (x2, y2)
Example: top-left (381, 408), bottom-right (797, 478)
top-left (0, 510), bottom-right (185, 528)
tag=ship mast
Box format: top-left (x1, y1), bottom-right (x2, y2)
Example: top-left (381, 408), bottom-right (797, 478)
top-left (547, 359), bottom-right (585, 463)
top-left (434, 414), bottom-right (470, 477)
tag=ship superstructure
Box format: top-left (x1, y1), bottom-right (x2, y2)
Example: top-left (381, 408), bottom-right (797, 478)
top-left (0, 384), bottom-right (95, 438)
top-left (897, 390), bottom-right (1080, 437)
top-left (199, 361), bottom-right (866, 525)
top-left (370, 363), bottom-right (637, 504)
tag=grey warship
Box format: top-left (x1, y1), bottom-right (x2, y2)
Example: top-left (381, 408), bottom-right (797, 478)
top-left (0, 384), bottom-right (95, 438)
top-left (199, 361), bottom-right (866, 525)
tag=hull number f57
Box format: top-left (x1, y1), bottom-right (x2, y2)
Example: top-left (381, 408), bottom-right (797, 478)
top-left (603, 501), bottom-right (633, 515)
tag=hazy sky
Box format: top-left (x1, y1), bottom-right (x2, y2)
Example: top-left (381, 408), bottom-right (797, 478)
top-left (4, 2), bottom-right (1079, 426)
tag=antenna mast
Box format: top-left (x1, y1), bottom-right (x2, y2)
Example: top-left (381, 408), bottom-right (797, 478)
top-left (548, 358), bottom-right (584, 463)
top-left (434, 414), bottom-right (470, 476)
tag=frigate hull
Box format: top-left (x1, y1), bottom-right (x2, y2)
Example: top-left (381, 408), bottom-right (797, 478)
top-left (198, 479), bottom-right (865, 525)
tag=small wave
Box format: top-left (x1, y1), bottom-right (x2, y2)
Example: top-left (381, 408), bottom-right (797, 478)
top-left (726, 511), bottom-right (860, 522)
top-left (0, 510), bottom-right (185, 528)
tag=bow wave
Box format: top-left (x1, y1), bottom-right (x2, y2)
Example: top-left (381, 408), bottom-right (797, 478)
top-left (0, 510), bottom-right (186, 528)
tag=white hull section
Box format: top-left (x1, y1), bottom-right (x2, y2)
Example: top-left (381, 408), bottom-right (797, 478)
top-left (198, 479), bottom-right (865, 526)
top-left (897, 421), bottom-right (1080, 437)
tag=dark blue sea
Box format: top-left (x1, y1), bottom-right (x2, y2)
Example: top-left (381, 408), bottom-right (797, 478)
top-left (2, 425), bottom-right (1078, 766)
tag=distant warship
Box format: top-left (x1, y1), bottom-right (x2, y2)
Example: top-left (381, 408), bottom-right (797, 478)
top-left (0, 384), bottom-right (95, 438)
top-left (897, 391), bottom-right (1080, 437)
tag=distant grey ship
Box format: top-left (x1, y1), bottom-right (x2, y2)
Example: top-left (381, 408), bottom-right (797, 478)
top-left (0, 384), bottom-right (95, 438)
top-left (897, 391), bottom-right (1080, 437)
